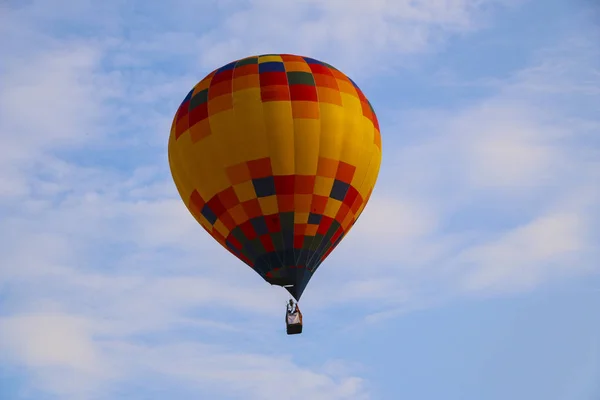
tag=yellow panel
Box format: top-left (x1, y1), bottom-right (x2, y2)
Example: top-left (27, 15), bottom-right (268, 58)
top-left (259, 55), bottom-right (283, 63)
top-left (314, 176), bottom-right (334, 196)
top-left (263, 101), bottom-right (295, 175)
top-left (337, 80), bottom-right (358, 97)
top-left (357, 146), bottom-right (381, 200)
top-left (340, 92), bottom-right (362, 114)
top-left (316, 103), bottom-right (345, 160)
top-left (337, 112), bottom-right (363, 167)
top-left (227, 88), bottom-right (270, 165)
top-left (232, 86), bottom-right (262, 104)
top-left (171, 133), bottom-right (210, 200)
top-left (323, 198), bottom-right (342, 218)
top-left (169, 132), bottom-right (197, 208)
top-left (168, 134), bottom-right (194, 204)
top-left (188, 131), bottom-right (231, 199)
top-left (295, 212), bottom-right (310, 224)
top-left (292, 118), bottom-right (320, 175)
top-left (371, 149), bottom-right (382, 190)
top-left (213, 219), bottom-right (229, 237)
top-left (174, 109), bottom-right (233, 200)
top-left (233, 180), bottom-right (256, 202)
top-left (284, 61), bottom-right (311, 72)
top-left (350, 121), bottom-right (376, 187)
top-left (197, 217), bottom-right (213, 232)
top-left (258, 195), bottom-right (279, 215)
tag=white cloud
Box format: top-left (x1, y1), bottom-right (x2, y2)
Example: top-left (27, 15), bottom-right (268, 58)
top-left (0, 45), bottom-right (115, 148)
top-left (0, 37), bottom-right (119, 202)
top-left (194, 0), bottom-right (513, 74)
top-left (334, 33), bottom-right (600, 304)
top-left (0, 313), bottom-right (369, 400)
top-left (458, 211), bottom-right (592, 292)
top-left (0, 314), bottom-right (103, 372)
top-left (384, 101), bottom-right (571, 200)
top-left (128, 342), bottom-right (369, 400)
top-left (455, 105), bottom-right (559, 189)
top-left (354, 195), bottom-right (438, 240)
top-left (0, 313), bottom-right (115, 398)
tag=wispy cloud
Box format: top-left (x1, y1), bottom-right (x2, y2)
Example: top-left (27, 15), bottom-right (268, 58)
top-left (332, 32), bottom-right (600, 318)
top-left (192, 0), bottom-right (516, 75)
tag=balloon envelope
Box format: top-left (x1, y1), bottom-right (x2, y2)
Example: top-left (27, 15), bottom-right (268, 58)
top-left (168, 54), bottom-right (381, 300)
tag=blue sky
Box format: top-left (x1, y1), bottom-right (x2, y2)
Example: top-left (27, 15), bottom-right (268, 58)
top-left (1, 0), bottom-right (599, 399)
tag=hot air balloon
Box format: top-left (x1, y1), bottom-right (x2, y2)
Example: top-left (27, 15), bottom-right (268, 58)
top-left (168, 54), bottom-right (381, 333)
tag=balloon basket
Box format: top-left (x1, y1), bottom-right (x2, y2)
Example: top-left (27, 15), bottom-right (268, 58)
top-left (286, 323), bottom-right (303, 335)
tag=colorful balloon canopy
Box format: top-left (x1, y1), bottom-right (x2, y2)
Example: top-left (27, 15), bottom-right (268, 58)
top-left (168, 54), bottom-right (382, 300)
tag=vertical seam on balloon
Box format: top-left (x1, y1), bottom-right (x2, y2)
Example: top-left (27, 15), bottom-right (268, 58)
top-left (297, 64), bottom-right (322, 274)
top-left (353, 99), bottom-right (382, 220)
top-left (168, 110), bottom-right (186, 198)
top-left (344, 102), bottom-right (380, 239)
top-left (355, 143), bottom-right (380, 221)
top-left (345, 101), bottom-right (377, 232)
top-left (236, 57), bottom-right (273, 277)
top-left (245, 58), bottom-right (269, 275)
top-left (258, 55), bottom-right (286, 273)
top-left (172, 91), bottom-right (196, 209)
top-left (306, 76), bottom-right (372, 272)
top-left (177, 77), bottom-right (213, 234)
top-left (168, 125), bottom-right (195, 228)
top-left (204, 69), bottom-right (237, 259)
top-left (281, 58), bottom-right (299, 270)
top-left (317, 99), bottom-right (378, 266)
top-left (265, 56), bottom-right (286, 272)
top-left (253, 56), bottom-right (285, 272)
top-left (289, 60), bottom-right (302, 267)
top-left (305, 67), bottom-right (346, 272)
